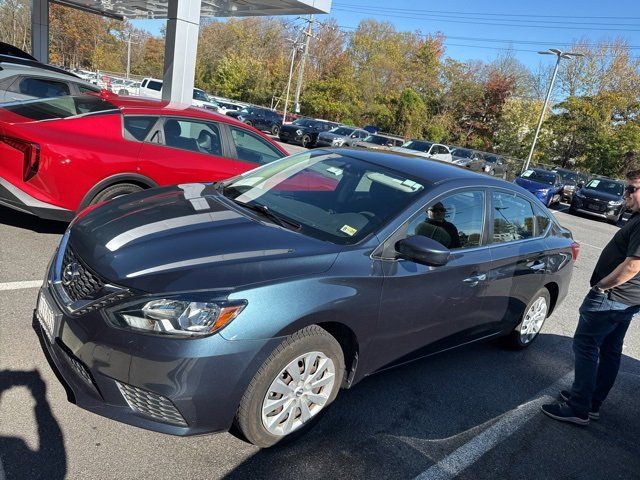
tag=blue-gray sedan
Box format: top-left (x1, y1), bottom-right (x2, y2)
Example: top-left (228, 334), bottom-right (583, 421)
top-left (34, 148), bottom-right (577, 447)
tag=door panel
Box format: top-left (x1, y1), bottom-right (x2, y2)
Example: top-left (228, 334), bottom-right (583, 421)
top-left (137, 117), bottom-right (243, 185)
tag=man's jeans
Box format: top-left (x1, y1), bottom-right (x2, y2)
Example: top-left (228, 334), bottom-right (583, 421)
top-left (569, 289), bottom-right (640, 415)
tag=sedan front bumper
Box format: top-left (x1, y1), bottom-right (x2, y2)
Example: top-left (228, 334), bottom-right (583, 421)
top-left (34, 284), bottom-right (283, 436)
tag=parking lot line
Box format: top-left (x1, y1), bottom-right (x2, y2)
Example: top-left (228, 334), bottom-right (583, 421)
top-left (0, 280), bottom-right (42, 291)
top-left (414, 370), bottom-right (574, 480)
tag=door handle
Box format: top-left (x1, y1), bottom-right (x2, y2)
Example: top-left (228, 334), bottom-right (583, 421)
top-left (463, 273), bottom-right (487, 287)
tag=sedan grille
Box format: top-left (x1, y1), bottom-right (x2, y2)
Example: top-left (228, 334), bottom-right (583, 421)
top-left (61, 246), bottom-right (105, 302)
top-left (116, 381), bottom-right (187, 427)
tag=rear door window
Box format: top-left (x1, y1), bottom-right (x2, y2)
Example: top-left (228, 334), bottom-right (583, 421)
top-left (2, 95), bottom-right (117, 120)
top-left (123, 116), bottom-right (159, 141)
top-left (491, 191), bottom-right (535, 243)
top-left (161, 118), bottom-right (222, 155)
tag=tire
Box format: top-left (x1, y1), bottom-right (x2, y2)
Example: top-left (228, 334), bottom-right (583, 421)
top-left (89, 183), bottom-right (144, 205)
top-left (301, 134), bottom-right (312, 148)
top-left (271, 124), bottom-right (280, 136)
top-left (506, 288), bottom-right (551, 349)
top-left (244, 120), bottom-right (253, 127)
top-left (488, 169), bottom-right (495, 176)
top-left (234, 325), bottom-right (345, 448)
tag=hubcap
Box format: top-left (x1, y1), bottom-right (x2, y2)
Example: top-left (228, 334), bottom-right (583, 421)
top-left (261, 351), bottom-right (336, 436)
top-left (520, 297), bottom-right (548, 344)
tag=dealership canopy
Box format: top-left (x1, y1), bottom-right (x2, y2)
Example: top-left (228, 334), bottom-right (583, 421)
top-left (32, 0), bottom-right (332, 102)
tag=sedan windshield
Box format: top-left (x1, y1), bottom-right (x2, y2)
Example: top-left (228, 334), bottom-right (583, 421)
top-left (521, 169), bottom-right (556, 185)
top-left (193, 89), bottom-right (209, 102)
top-left (452, 148), bottom-right (474, 159)
top-left (329, 127), bottom-right (354, 136)
top-left (222, 151), bottom-right (427, 244)
top-left (585, 179), bottom-right (624, 196)
top-left (364, 135), bottom-right (392, 145)
top-left (401, 140), bottom-right (433, 152)
top-left (292, 118), bottom-right (316, 127)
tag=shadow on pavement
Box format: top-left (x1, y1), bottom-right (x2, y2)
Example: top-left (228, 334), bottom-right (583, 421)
top-left (0, 206), bottom-right (67, 234)
top-left (223, 333), bottom-right (640, 480)
top-left (0, 369), bottom-right (67, 480)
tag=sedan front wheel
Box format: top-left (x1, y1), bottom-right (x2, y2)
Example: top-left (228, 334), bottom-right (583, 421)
top-left (234, 325), bottom-right (344, 447)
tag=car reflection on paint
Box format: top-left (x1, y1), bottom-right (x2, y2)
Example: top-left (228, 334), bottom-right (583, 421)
top-left (34, 148), bottom-right (577, 448)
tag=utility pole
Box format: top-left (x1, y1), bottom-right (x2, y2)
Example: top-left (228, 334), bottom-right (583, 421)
top-left (282, 40), bottom-right (299, 124)
top-left (522, 48), bottom-right (583, 172)
top-left (125, 34), bottom-right (140, 80)
top-left (293, 15), bottom-right (314, 115)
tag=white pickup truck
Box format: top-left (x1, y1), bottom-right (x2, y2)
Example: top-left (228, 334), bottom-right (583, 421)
top-left (139, 78), bottom-right (226, 113)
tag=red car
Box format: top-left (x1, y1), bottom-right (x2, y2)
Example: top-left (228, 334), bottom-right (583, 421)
top-left (0, 94), bottom-right (289, 221)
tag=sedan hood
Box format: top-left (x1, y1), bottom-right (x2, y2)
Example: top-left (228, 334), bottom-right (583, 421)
top-left (577, 188), bottom-right (622, 202)
top-left (318, 132), bottom-right (343, 141)
top-left (514, 177), bottom-right (553, 192)
top-left (281, 124), bottom-right (313, 134)
top-left (68, 184), bottom-right (342, 293)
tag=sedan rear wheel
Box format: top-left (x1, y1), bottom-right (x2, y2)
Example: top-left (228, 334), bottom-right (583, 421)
top-left (234, 325), bottom-right (344, 447)
top-left (301, 134), bottom-right (312, 148)
top-left (507, 288), bottom-right (550, 349)
top-left (271, 124), bottom-right (280, 136)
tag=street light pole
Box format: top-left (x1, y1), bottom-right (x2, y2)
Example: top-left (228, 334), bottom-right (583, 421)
top-left (522, 49), bottom-right (583, 172)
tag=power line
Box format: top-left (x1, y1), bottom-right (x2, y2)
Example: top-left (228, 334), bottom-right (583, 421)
top-left (331, 2), bottom-right (640, 21)
top-left (331, 6), bottom-right (640, 32)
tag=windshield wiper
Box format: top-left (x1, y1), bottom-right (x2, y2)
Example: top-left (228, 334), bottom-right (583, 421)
top-left (235, 201), bottom-right (301, 230)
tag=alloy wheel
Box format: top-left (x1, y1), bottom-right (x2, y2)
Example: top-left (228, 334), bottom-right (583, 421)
top-left (519, 297), bottom-right (547, 344)
top-left (261, 351), bottom-right (336, 436)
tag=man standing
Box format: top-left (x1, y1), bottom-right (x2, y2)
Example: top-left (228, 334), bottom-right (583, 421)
top-left (542, 170), bottom-right (640, 425)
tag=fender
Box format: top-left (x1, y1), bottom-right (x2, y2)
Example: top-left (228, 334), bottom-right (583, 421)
top-left (78, 173), bottom-right (158, 212)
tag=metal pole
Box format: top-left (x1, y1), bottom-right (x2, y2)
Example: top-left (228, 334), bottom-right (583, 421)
top-left (293, 15), bottom-right (313, 114)
top-left (522, 54), bottom-right (561, 172)
top-left (126, 35), bottom-right (132, 80)
top-left (283, 44), bottom-right (297, 124)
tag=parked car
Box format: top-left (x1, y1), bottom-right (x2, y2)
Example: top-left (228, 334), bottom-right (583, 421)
top-left (569, 177), bottom-right (626, 224)
top-left (391, 140), bottom-right (452, 163)
top-left (553, 168), bottom-right (581, 202)
top-left (353, 133), bottom-right (405, 150)
top-left (0, 94), bottom-right (288, 221)
top-left (514, 168), bottom-right (564, 207)
top-left (450, 147), bottom-right (486, 172)
top-left (315, 126), bottom-right (369, 147)
top-left (481, 153), bottom-right (508, 179)
top-left (138, 78), bottom-right (223, 113)
top-left (278, 118), bottom-right (339, 147)
top-left (226, 106), bottom-right (283, 135)
top-left (0, 45), bottom-right (101, 103)
top-left (34, 147), bottom-right (576, 447)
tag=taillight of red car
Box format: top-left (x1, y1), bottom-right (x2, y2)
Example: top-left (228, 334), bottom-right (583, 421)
top-left (0, 135), bottom-right (40, 181)
top-left (571, 241), bottom-right (580, 261)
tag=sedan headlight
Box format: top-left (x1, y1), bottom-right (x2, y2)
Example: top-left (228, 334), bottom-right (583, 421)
top-left (296, 129), bottom-right (303, 135)
top-left (538, 188), bottom-right (550, 195)
top-left (332, 138), bottom-right (344, 146)
top-left (109, 298), bottom-right (246, 337)
top-left (608, 199), bottom-right (624, 205)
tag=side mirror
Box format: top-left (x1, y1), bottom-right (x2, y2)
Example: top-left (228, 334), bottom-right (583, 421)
top-left (395, 236), bottom-right (451, 267)
top-left (578, 182), bottom-right (584, 188)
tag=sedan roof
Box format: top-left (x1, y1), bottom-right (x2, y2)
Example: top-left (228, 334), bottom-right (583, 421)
top-left (328, 147), bottom-right (495, 185)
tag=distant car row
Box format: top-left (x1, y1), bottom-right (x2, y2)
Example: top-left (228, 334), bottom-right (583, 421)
top-left (514, 167), bottom-right (626, 224)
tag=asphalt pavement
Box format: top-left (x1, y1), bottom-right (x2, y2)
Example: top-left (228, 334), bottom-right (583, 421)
top-left (1, 201), bottom-right (639, 480)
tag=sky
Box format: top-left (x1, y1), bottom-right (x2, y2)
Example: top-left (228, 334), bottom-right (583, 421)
top-left (131, 0), bottom-right (640, 69)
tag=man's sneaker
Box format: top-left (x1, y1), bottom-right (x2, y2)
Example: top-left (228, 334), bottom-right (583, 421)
top-left (559, 390), bottom-right (600, 420)
top-left (541, 402), bottom-right (590, 425)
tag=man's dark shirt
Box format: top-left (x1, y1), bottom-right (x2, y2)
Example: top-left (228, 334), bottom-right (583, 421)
top-left (591, 212), bottom-right (640, 305)
top-left (416, 219), bottom-right (461, 248)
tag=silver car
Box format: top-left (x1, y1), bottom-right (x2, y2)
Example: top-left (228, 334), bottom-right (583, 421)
top-left (316, 126), bottom-right (370, 147)
top-left (391, 140), bottom-right (453, 163)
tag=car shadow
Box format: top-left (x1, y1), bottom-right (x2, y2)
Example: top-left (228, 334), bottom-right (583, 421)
top-left (0, 369), bottom-right (67, 480)
top-left (221, 333), bottom-right (640, 480)
top-left (0, 206), bottom-right (67, 234)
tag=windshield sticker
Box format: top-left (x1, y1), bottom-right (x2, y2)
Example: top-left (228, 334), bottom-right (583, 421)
top-left (521, 170), bottom-right (534, 178)
top-left (589, 180), bottom-right (600, 188)
top-left (326, 167), bottom-right (344, 176)
top-left (340, 225), bottom-right (358, 236)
